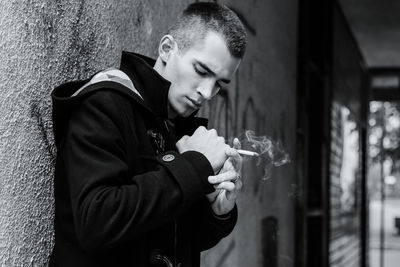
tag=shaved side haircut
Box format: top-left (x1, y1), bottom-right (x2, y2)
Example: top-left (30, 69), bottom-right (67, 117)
top-left (168, 2), bottom-right (247, 59)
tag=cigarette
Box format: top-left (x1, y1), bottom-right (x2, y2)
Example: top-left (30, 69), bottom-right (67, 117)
top-left (236, 149), bottom-right (259, 157)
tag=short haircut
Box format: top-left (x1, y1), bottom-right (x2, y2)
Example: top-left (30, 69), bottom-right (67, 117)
top-left (168, 2), bottom-right (247, 58)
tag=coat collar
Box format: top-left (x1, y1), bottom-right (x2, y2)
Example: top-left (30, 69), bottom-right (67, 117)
top-left (119, 51), bottom-right (207, 131)
top-left (120, 51), bottom-right (171, 118)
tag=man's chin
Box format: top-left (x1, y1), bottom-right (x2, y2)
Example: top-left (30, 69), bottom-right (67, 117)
top-left (180, 110), bottom-right (196, 117)
top-left (179, 107), bottom-right (199, 117)
top-left (168, 103), bottom-right (198, 118)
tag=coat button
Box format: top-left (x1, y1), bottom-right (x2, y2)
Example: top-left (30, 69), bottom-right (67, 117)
top-left (162, 154), bottom-right (175, 162)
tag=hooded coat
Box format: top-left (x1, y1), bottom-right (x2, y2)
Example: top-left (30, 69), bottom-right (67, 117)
top-left (50, 51), bottom-right (237, 267)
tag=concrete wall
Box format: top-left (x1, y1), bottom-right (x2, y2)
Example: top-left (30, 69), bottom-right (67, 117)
top-left (0, 0), bottom-right (297, 266)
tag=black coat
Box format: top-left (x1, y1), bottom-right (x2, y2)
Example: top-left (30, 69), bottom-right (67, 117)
top-left (50, 51), bottom-right (237, 267)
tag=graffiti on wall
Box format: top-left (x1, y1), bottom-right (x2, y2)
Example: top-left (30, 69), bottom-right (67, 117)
top-left (199, 72), bottom-right (267, 142)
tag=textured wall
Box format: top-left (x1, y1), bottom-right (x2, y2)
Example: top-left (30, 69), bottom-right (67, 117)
top-left (0, 0), bottom-right (298, 266)
top-left (0, 1), bottom-right (192, 265)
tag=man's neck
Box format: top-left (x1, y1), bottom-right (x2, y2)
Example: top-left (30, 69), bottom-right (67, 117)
top-left (153, 57), bottom-right (164, 77)
top-left (167, 103), bottom-right (178, 119)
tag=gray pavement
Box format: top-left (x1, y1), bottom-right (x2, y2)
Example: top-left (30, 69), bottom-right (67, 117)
top-left (369, 199), bottom-right (400, 267)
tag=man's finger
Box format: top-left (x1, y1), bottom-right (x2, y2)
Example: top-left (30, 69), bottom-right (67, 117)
top-left (197, 126), bottom-right (207, 132)
top-left (215, 181), bottom-right (235, 191)
top-left (225, 148), bottom-right (243, 174)
top-left (225, 145), bottom-right (242, 165)
top-left (208, 170), bottom-right (237, 184)
top-left (223, 158), bottom-right (235, 171)
top-left (225, 148), bottom-right (240, 157)
top-left (233, 137), bottom-right (241, 149)
top-left (181, 135), bottom-right (189, 140)
top-left (235, 178), bottom-right (243, 191)
top-left (226, 189), bottom-right (238, 201)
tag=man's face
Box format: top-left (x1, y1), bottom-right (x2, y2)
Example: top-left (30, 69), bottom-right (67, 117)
top-left (162, 31), bottom-right (241, 118)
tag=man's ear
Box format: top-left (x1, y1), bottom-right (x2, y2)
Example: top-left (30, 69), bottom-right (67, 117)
top-left (158, 35), bottom-right (176, 63)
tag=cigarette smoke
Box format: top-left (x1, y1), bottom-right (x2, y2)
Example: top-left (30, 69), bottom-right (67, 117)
top-left (239, 130), bottom-right (290, 180)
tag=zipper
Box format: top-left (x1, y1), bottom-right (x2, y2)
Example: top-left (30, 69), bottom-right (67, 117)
top-left (174, 219), bottom-right (178, 267)
top-left (164, 120), bottom-right (170, 133)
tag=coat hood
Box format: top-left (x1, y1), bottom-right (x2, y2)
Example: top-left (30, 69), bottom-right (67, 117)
top-left (51, 69), bottom-right (147, 148)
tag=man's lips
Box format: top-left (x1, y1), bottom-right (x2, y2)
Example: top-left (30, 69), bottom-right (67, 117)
top-left (187, 98), bottom-right (202, 109)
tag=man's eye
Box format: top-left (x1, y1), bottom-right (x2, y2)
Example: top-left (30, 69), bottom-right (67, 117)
top-left (194, 66), bottom-right (207, 76)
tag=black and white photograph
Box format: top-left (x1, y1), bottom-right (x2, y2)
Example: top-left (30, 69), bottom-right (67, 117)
top-left (0, 0), bottom-right (399, 266)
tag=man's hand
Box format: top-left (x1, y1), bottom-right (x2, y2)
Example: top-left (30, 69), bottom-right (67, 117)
top-left (176, 126), bottom-right (231, 173)
top-left (206, 138), bottom-right (243, 216)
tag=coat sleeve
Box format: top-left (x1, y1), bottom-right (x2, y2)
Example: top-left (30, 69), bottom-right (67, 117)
top-left (59, 90), bottom-right (215, 252)
top-left (192, 199), bottom-right (238, 251)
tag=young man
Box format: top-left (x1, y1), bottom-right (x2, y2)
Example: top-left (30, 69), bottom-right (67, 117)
top-left (50, 2), bottom-right (247, 266)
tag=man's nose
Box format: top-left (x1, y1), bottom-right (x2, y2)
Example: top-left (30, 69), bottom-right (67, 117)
top-left (197, 81), bottom-right (215, 101)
